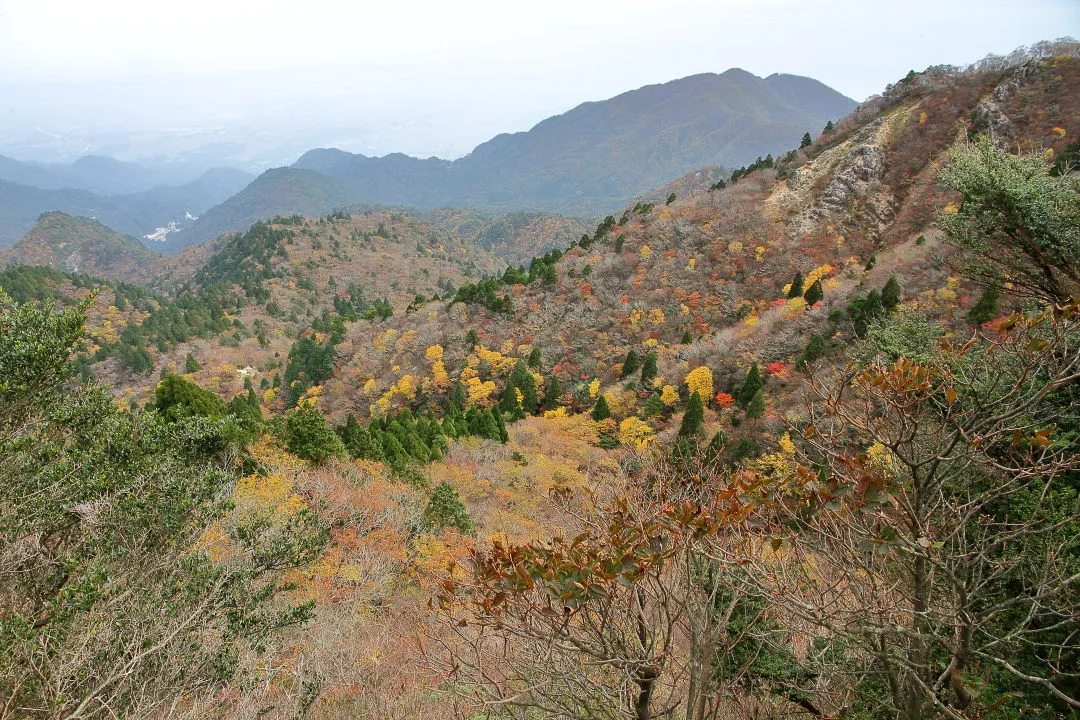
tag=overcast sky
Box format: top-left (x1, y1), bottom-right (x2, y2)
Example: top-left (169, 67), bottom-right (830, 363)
top-left (1, 0), bottom-right (1077, 162)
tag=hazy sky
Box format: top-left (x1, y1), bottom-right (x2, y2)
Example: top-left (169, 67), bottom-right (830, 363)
top-left (1, 0), bottom-right (1077, 162)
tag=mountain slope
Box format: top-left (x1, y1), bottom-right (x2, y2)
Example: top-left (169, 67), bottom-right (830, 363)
top-left (0, 212), bottom-right (161, 284)
top-left (171, 168), bottom-right (364, 252)
top-left (294, 69), bottom-right (856, 216)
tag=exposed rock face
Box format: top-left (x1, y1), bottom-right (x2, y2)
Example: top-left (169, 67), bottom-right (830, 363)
top-left (787, 117), bottom-right (896, 240)
top-left (63, 248), bottom-right (82, 274)
top-left (971, 60), bottom-right (1043, 147)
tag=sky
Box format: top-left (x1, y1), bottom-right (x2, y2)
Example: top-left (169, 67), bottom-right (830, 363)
top-left (0, 0), bottom-right (1077, 164)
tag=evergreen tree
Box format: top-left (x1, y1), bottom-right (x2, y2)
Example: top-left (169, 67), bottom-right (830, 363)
top-left (803, 279), bottom-right (824, 306)
top-left (800, 132), bottom-right (813, 148)
top-left (544, 374), bottom-right (563, 410)
top-left (528, 347), bottom-right (542, 369)
top-left (737, 364), bottom-right (763, 409)
top-left (154, 373), bottom-right (227, 422)
top-left (863, 289), bottom-right (884, 320)
top-left (506, 361), bottom-right (539, 415)
top-left (286, 404), bottom-right (347, 463)
top-left (968, 284), bottom-right (1001, 325)
top-left (425, 481), bottom-right (475, 535)
top-left (338, 415), bottom-right (384, 460)
top-left (449, 382), bottom-right (467, 410)
top-left (680, 330), bottom-right (693, 344)
top-left (643, 393), bottom-right (665, 417)
top-left (746, 389), bottom-right (766, 419)
top-left (227, 395), bottom-right (263, 439)
top-left (678, 392), bottom-right (705, 438)
top-left (882, 277), bottom-right (902, 311)
top-left (379, 432), bottom-right (407, 465)
top-left (787, 272), bottom-right (804, 299)
top-left (796, 334), bottom-right (828, 371)
top-left (493, 410), bottom-right (509, 443)
top-left (621, 349), bottom-right (640, 378)
top-left (823, 120), bottom-right (835, 134)
top-left (640, 351), bottom-right (658, 385)
top-left (185, 352), bottom-right (200, 374)
top-left (591, 394), bottom-right (611, 422)
top-left (704, 431), bottom-right (726, 466)
top-left (477, 409), bottom-right (502, 442)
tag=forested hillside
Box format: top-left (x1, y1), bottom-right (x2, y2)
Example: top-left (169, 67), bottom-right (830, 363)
top-left (1, 43), bottom-right (1079, 720)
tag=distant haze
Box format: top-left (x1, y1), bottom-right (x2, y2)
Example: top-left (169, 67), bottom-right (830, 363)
top-left (0, 0), bottom-right (1076, 168)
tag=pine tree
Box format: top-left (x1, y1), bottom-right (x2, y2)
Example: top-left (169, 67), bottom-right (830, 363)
top-left (680, 330), bottom-right (692, 344)
top-left (823, 120), bottom-right (835, 134)
top-left (803, 279), bottom-right (824, 306)
top-left (678, 392), bottom-right (704, 438)
top-left (426, 481), bottom-right (475, 535)
top-left (184, 352), bottom-right (200, 373)
top-left (621, 349), bottom-right (640, 378)
top-left (882, 276), bottom-right (902, 311)
top-left (800, 132), bottom-right (813, 148)
top-left (528, 347), bottom-right (542, 369)
top-left (788, 272), bottom-right (804, 299)
top-left (591, 394), bottom-right (611, 422)
top-left (640, 351), bottom-right (658, 385)
top-left (737, 363), bottom-right (763, 409)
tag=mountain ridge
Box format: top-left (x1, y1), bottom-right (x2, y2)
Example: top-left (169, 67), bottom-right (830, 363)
top-left (293, 69), bottom-right (856, 216)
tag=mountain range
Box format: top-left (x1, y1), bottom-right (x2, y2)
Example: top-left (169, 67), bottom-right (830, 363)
top-left (0, 166), bottom-right (254, 248)
top-left (292, 70), bottom-right (856, 216)
top-left (0, 68), bottom-right (854, 254)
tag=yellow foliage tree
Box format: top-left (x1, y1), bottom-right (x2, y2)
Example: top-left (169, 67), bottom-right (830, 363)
top-left (685, 365), bottom-right (714, 400)
top-left (618, 417), bottom-right (655, 449)
top-left (660, 385), bottom-right (680, 407)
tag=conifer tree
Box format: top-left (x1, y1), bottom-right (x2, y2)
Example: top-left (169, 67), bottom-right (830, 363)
top-left (678, 391), bottom-right (704, 438)
top-left (528, 347), bottom-right (542, 369)
top-left (640, 351), bottom-right (658, 385)
top-left (788, 271), bottom-right (804, 299)
top-left (621, 349), bottom-right (640, 378)
top-left (803, 279), bottom-right (823, 306)
top-left (286, 403), bottom-right (347, 463)
top-left (591, 394), bottom-right (611, 422)
top-left (882, 277), bottom-right (902, 311)
top-left (737, 363), bottom-right (763, 409)
top-left (680, 330), bottom-right (693, 344)
top-left (796, 334), bottom-right (827, 371)
top-left (643, 393), bottom-right (665, 417)
top-left (544, 374), bottom-right (563, 410)
top-left (746, 389), bottom-right (766, 419)
top-left (184, 352), bottom-right (200, 373)
top-left (426, 481), bottom-right (475, 535)
top-left (968, 284), bottom-right (1001, 325)
top-left (800, 132), bottom-right (813, 148)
